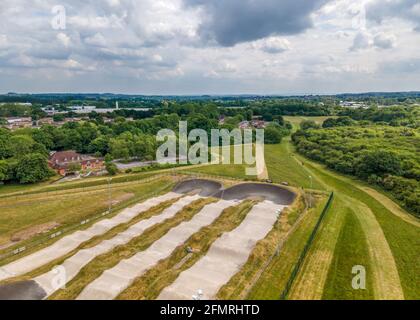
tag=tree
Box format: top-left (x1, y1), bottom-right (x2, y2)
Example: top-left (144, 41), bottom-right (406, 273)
top-left (67, 163), bottom-right (82, 173)
top-left (105, 162), bottom-right (118, 176)
top-left (0, 128), bottom-right (12, 159)
top-left (300, 120), bottom-right (320, 131)
top-left (109, 137), bottom-right (131, 161)
top-left (0, 160), bottom-right (9, 182)
top-left (88, 136), bottom-right (109, 155)
top-left (9, 135), bottom-right (35, 158)
top-left (15, 153), bottom-right (53, 184)
top-left (355, 150), bottom-right (402, 179)
top-left (264, 127), bottom-right (283, 144)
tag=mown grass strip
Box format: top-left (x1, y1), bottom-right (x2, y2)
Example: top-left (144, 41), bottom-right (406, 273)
top-left (322, 208), bottom-right (375, 300)
top-left (302, 160), bottom-right (419, 299)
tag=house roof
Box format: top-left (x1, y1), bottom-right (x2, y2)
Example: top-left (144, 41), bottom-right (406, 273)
top-left (50, 151), bottom-right (92, 164)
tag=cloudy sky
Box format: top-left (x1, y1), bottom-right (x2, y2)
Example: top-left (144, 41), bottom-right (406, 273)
top-left (0, 0), bottom-right (419, 94)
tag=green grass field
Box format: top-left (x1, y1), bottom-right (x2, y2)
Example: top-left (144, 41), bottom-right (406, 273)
top-left (264, 141), bottom-right (324, 189)
top-left (250, 116), bottom-right (418, 300)
top-left (299, 160), bottom-right (418, 299)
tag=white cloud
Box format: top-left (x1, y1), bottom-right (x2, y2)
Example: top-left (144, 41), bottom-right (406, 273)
top-left (0, 0), bottom-right (418, 94)
top-left (253, 37), bottom-right (291, 54)
top-left (56, 33), bottom-right (71, 47)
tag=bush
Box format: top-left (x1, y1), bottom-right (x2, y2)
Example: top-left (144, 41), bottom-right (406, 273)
top-left (105, 162), bottom-right (118, 176)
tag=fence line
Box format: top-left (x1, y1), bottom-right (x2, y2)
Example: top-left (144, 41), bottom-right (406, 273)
top-left (0, 175), bottom-right (180, 263)
top-left (279, 192), bottom-right (334, 300)
top-left (0, 171), bottom-right (284, 264)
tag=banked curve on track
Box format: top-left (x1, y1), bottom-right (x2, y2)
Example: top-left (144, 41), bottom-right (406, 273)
top-left (0, 179), bottom-right (296, 300)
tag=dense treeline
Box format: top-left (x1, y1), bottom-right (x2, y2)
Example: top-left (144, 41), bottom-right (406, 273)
top-left (0, 103), bottom-right (290, 184)
top-left (292, 125), bottom-right (420, 216)
top-left (338, 106), bottom-right (419, 128)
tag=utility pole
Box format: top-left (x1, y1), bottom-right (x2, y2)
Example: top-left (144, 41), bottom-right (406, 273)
top-left (108, 178), bottom-right (112, 214)
top-left (308, 175), bottom-right (313, 208)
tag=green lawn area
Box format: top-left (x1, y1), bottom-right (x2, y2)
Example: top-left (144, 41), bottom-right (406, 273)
top-left (264, 141), bottom-right (324, 190)
top-left (284, 116), bottom-right (336, 131)
top-left (0, 172), bottom-right (158, 198)
top-left (180, 144), bottom-right (256, 180)
top-left (258, 118), bottom-right (418, 300)
top-left (322, 208), bottom-right (374, 300)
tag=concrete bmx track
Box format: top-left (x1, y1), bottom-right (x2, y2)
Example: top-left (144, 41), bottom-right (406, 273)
top-left (158, 200), bottom-right (285, 300)
top-left (0, 178), bottom-right (295, 300)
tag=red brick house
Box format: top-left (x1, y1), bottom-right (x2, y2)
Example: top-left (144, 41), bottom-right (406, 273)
top-left (48, 151), bottom-right (104, 176)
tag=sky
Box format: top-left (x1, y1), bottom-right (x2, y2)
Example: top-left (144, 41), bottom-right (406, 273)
top-left (0, 0), bottom-right (419, 95)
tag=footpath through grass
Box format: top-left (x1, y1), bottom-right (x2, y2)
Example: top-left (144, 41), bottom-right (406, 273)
top-left (264, 141), bottom-right (324, 190)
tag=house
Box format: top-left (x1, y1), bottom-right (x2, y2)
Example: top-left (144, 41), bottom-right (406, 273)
top-left (37, 118), bottom-right (54, 126)
top-left (251, 120), bottom-right (267, 129)
top-left (239, 121), bottom-right (250, 129)
top-left (3, 117), bottom-right (33, 130)
top-left (48, 151), bottom-right (104, 176)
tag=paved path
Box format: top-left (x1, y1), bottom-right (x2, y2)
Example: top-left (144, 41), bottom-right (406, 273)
top-left (77, 199), bottom-right (241, 300)
top-left (158, 201), bottom-right (285, 300)
top-left (33, 195), bottom-right (202, 298)
top-left (0, 192), bottom-right (181, 282)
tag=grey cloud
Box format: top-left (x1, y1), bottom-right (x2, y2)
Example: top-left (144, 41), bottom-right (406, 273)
top-left (367, 0), bottom-right (420, 30)
top-left (350, 32), bottom-right (371, 51)
top-left (183, 0), bottom-right (330, 46)
top-left (379, 58), bottom-right (420, 74)
top-left (373, 33), bottom-right (396, 49)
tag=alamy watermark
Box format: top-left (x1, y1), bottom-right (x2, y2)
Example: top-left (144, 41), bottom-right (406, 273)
top-left (51, 5), bottom-right (66, 30)
top-left (352, 265), bottom-right (366, 290)
top-left (156, 121), bottom-right (265, 176)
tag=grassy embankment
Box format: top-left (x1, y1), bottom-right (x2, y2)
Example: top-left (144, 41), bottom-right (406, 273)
top-left (0, 177), bottom-right (177, 263)
top-left (248, 116), bottom-right (417, 300)
top-left (276, 116), bottom-right (417, 300)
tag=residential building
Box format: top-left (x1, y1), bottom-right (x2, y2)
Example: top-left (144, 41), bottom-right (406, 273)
top-left (48, 151), bottom-right (104, 176)
top-left (3, 117), bottom-right (33, 130)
